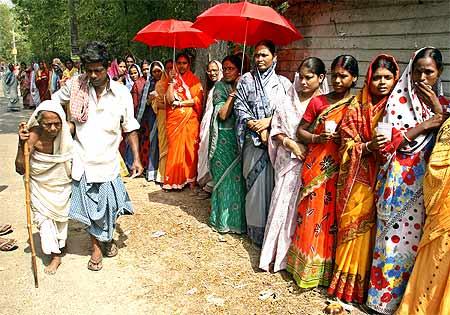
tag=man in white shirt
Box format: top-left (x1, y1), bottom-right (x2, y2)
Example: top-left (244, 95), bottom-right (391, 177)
top-left (53, 41), bottom-right (143, 271)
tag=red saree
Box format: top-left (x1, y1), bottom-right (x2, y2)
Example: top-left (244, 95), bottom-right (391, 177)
top-left (130, 77), bottom-right (150, 169)
top-left (163, 70), bottom-right (204, 189)
top-left (36, 68), bottom-right (50, 101)
top-left (287, 95), bottom-right (354, 288)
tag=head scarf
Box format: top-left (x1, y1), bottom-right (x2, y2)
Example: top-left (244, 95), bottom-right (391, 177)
top-left (382, 47), bottom-right (442, 154)
top-left (4, 65), bottom-right (16, 86)
top-left (52, 58), bottom-right (65, 71)
top-left (108, 59), bottom-right (120, 80)
top-left (30, 63), bottom-right (41, 106)
top-left (206, 60), bottom-right (223, 92)
top-left (150, 61), bottom-right (164, 80)
top-left (27, 100), bottom-right (73, 156)
top-left (136, 61), bottom-right (165, 122)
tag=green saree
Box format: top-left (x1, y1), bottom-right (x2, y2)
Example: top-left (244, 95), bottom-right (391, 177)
top-left (208, 80), bottom-right (246, 233)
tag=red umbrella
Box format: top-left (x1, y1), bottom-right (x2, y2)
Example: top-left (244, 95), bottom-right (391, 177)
top-left (193, 1), bottom-right (302, 46)
top-left (133, 19), bottom-right (216, 61)
top-left (193, 1), bottom-right (302, 72)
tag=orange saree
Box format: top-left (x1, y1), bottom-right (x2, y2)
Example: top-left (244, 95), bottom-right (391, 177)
top-left (163, 70), bottom-right (204, 189)
top-left (287, 95), bottom-right (354, 288)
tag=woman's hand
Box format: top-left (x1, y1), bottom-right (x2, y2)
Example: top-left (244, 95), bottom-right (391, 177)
top-left (284, 138), bottom-right (307, 160)
top-left (422, 113), bottom-right (446, 131)
top-left (147, 90), bottom-right (157, 104)
top-left (415, 82), bottom-right (442, 113)
top-left (314, 131), bottom-right (334, 143)
top-left (249, 117), bottom-right (271, 133)
top-left (169, 69), bottom-right (177, 81)
top-left (368, 134), bottom-right (389, 151)
top-left (260, 129), bottom-right (269, 145)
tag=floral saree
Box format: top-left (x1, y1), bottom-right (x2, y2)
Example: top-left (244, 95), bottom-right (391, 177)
top-left (328, 55), bottom-right (400, 303)
top-left (287, 95), bottom-right (354, 288)
top-left (367, 48), bottom-right (440, 314)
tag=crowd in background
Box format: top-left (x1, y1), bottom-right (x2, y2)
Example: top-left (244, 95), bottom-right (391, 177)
top-left (2, 41), bottom-right (449, 315)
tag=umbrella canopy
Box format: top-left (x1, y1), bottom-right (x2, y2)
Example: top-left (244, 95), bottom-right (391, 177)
top-left (133, 19), bottom-right (216, 49)
top-left (192, 1), bottom-right (302, 46)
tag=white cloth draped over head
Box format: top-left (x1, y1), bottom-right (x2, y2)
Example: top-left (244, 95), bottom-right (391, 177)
top-left (26, 100), bottom-right (73, 223)
top-left (197, 60), bottom-right (223, 186)
top-left (381, 46), bottom-right (442, 154)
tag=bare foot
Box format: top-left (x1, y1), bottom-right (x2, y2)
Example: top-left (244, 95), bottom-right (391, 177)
top-left (44, 254), bottom-right (61, 275)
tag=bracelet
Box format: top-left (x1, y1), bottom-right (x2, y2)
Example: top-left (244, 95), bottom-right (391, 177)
top-left (403, 132), bottom-right (412, 143)
top-left (365, 142), bottom-right (372, 152)
top-left (282, 137), bottom-right (289, 146)
top-left (311, 134), bottom-right (316, 144)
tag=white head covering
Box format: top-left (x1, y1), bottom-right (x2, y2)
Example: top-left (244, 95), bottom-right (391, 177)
top-left (27, 100), bottom-right (73, 156)
top-left (382, 47), bottom-right (443, 154)
top-left (208, 60), bottom-right (223, 82)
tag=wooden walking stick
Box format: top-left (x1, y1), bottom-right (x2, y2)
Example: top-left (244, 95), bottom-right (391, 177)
top-left (24, 141), bottom-right (38, 288)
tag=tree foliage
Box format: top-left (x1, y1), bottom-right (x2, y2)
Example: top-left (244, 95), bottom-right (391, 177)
top-left (0, 3), bottom-right (31, 63)
top-left (10, 0), bottom-right (289, 65)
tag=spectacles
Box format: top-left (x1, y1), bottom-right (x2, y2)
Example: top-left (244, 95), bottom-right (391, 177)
top-left (223, 67), bottom-right (237, 72)
top-left (207, 69), bottom-right (219, 73)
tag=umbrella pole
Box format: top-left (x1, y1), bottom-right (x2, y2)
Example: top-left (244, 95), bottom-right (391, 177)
top-left (241, 18), bottom-right (249, 76)
top-left (24, 141), bottom-right (38, 288)
top-left (173, 35), bottom-right (176, 71)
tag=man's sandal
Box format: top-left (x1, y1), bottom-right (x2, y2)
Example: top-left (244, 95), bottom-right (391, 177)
top-left (0, 224), bottom-right (13, 236)
top-left (87, 258), bottom-right (103, 271)
top-left (0, 238), bottom-right (17, 251)
top-left (104, 241), bottom-right (118, 258)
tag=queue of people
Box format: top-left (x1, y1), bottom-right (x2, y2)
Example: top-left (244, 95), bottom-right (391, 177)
top-left (2, 58), bottom-right (80, 111)
top-left (5, 40), bottom-right (449, 315)
top-left (112, 43), bottom-right (449, 315)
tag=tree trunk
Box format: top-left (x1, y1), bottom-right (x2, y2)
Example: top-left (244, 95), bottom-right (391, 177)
top-left (193, 0), bottom-right (229, 87)
top-left (68, 0), bottom-right (80, 57)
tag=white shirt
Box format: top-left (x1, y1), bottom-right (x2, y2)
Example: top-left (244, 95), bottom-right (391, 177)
top-left (52, 79), bottom-right (140, 183)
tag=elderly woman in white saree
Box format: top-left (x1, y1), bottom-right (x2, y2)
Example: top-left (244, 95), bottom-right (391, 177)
top-left (260, 57), bottom-right (328, 271)
top-left (15, 100), bottom-right (73, 274)
top-left (234, 40), bottom-right (291, 246)
top-left (196, 60), bottom-right (223, 197)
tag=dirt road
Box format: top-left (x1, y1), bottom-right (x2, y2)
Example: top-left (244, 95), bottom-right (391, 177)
top-left (0, 91), bottom-right (365, 315)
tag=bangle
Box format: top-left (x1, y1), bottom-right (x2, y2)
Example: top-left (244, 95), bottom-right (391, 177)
top-left (365, 142), bottom-right (372, 152)
top-left (311, 134), bottom-right (316, 144)
top-left (282, 137), bottom-right (289, 146)
top-left (403, 132), bottom-right (412, 143)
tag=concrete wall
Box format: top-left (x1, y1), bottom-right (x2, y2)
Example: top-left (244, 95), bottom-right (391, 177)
top-left (277, 0), bottom-right (450, 94)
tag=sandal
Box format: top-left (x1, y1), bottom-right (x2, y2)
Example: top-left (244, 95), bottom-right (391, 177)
top-left (87, 257), bottom-right (103, 271)
top-left (0, 224), bottom-right (13, 236)
top-left (104, 241), bottom-right (118, 258)
top-left (0, 238), bottom-right (17, 251)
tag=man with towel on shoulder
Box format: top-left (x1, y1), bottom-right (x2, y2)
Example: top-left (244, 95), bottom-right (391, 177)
top-left (15, 100), bottom-right (73, 274)
top-left (52, 41), bottom-right (143, 271)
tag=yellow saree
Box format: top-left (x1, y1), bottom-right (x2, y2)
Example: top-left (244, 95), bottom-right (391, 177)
top-left (396, 116), bottom-right (450, 315)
